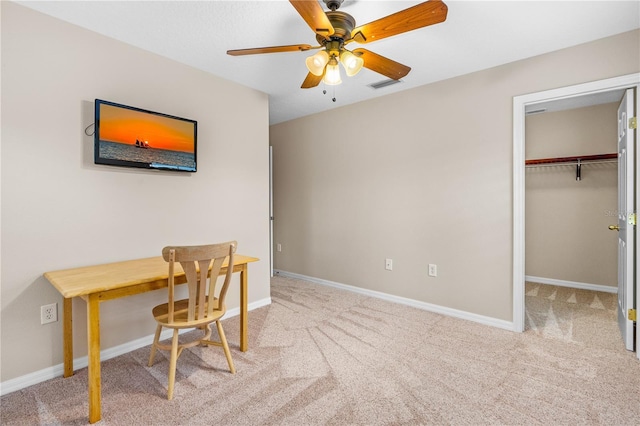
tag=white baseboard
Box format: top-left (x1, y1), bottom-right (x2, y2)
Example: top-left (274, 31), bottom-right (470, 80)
top-left (525, 275), bottom-right (617, 293)
top-left (274, 270), bottom-right (514, 332)
top-left (0, 297), bottom-right (271, 397)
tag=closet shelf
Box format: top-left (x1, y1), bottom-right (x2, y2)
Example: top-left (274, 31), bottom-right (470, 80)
top-left (525, 153), bottom-right (617, 181)
top-left (525, 153), bottom-right (617, 166)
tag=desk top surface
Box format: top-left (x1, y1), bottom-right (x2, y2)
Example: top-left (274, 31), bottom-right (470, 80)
top-left (44, 254), bottom-right (259, 298)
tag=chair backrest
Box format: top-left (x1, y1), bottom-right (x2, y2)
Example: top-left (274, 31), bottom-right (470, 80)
top-left (162, 241), bottom-right (237, 325)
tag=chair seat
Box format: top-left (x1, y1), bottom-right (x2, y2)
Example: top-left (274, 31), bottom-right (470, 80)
top-left (152, 298), bottom-right (226, 329)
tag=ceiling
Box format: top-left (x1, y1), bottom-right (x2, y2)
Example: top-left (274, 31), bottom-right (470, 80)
top-left (17, 1), bottom-right (640, 125)
top-left (525, 89), bottom-right (628, 115)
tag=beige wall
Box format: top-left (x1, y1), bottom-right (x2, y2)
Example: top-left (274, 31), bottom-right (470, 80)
top-left (1, 3), bottom-right (270, 382)
top-left (271, 29), bottom-right (639, 322)
top-left (525, 103), bottom-right (618, 287)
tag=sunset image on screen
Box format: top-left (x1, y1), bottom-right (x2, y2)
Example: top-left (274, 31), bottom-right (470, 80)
top-left (99, 104), bottom-right (195, 153)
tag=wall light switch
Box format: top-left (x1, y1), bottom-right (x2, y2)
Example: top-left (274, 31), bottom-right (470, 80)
top-left (385, 258), bottom-right (393, 271)
top-left (428, 264), bottom-right (437, 277)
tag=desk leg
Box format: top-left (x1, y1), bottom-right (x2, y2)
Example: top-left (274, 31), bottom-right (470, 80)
top-left (240, 264), bottom-right (248, 352)
top-left (87, 294), bottom-right (102, 424)
top-left (63, 297), bottom-right (74, 378)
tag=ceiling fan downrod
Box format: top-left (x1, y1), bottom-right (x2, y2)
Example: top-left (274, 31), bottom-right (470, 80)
top-left (324, 0), bottom-right (344, 11)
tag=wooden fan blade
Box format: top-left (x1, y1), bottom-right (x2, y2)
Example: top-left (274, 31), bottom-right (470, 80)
top-left (351, 0), bottom-right (448, 44)
top-left (301, 71), bottom-right (324, 89)
top-left (353, 48), bottom-right (411, 80)
top-left (227, 44), bottom-right (314, 56)
top-left (290, 0), bottom-right (335, 38)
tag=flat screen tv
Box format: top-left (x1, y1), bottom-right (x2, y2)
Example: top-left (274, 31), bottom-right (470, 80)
top-left (94, 99), bottom-right (197, 172)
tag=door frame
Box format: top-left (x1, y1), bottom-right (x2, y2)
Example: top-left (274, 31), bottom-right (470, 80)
top-left (512, 73), bottom-right (640, 357)
top-left (269, 145), bottom-right (274, 277)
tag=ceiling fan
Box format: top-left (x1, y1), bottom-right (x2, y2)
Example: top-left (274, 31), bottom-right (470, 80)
top-left (227, 0), bottom-right (448, 88)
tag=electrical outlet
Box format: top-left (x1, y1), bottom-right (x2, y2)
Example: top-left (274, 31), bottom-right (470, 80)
top-left (41, 303), bottom-right (58, 324)
top-left (385, 258), bottom-right (393, 271)
top-left (277, 243), bottom-right (282, 252)
top-left (428, 264), bottom-right (437, 277)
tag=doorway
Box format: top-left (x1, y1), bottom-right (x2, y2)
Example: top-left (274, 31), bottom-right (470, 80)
top-left (513, 73), bottom-right (640, 359)
top-left (524, 101), bottom-right (619, 347)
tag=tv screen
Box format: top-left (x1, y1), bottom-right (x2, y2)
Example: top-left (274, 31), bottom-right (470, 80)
top-left (94, 99), bottom-right (197, 172)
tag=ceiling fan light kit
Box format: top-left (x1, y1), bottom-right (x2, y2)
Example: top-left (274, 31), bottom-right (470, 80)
top-left (227, 0), bottom-right (448, 89)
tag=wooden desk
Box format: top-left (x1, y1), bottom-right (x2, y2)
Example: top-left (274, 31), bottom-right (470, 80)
top-left (44, 254), bottom-right (259, 424)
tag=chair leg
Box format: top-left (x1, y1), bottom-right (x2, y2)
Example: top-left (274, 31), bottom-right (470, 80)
top-left (199, 324), bottom-right (212, 346)
top-left (216, 320), bottom-right (236, 374)
top-left (167, 329), bottom-right (180, 400)
top-left (148, 324), bottom-right (162, 367)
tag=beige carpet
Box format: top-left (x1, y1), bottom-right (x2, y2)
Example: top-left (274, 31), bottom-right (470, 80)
top-left (524, 281), bottom-right (622, 350)
top-left (1, 276), bottom-right (639, 425)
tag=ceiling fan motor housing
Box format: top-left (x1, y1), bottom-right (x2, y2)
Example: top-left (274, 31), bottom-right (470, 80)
top-left (316, 11), bottom-right (356, 45)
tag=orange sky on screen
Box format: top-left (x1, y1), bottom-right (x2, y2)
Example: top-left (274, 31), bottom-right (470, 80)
top-left (99, 104), bottom-right (195, 153)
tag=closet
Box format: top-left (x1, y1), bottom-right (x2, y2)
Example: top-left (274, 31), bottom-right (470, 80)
top-left (525, 102), bottom-right (618, 289)
top-left (524, 102), bottom-right (621, 345)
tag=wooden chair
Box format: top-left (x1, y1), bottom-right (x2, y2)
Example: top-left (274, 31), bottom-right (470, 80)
top-left (148, 241), bottom-right (237, 400)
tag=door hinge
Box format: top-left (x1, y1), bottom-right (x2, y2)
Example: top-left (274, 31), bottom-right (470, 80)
top-left (628, 213), bottom-right (636, 226)
top-left (630, 117), bottom-right (637, 130)
top-left (629, 308), bottom-right (637, 322)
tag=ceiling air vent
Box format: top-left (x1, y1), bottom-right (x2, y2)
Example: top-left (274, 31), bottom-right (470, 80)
top-left (369, 79), bottom-right (403, 90)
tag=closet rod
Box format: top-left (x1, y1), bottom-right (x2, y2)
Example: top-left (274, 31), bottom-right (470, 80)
top-left (525, 153), bottom-right (617, 166)
top-left (525, 153), bottom-right (617, 181)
